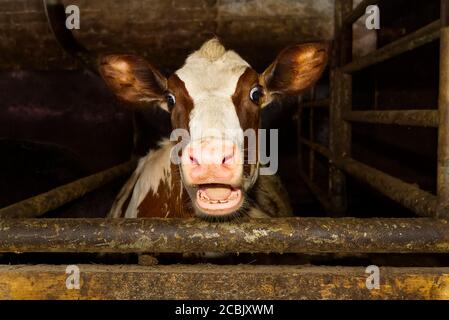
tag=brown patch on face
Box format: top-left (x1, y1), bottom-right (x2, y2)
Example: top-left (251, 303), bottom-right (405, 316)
top-left (232, 67), bottom-right (262, 131)
top-left (168, 74), bottom-right (194, 130)
top-left (137, 163), bottom-right (194, 218)
top-left (232, 67), bottom-right (262, 179)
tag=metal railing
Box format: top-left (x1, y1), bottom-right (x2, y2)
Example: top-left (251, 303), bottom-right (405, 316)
top-left (298, 0), bottom-right (449, 218)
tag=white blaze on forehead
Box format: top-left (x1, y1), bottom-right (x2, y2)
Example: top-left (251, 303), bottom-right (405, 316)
top-left (175, 39), bottom-right (250, 146)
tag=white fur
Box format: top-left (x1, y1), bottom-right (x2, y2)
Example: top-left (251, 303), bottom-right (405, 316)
top-left (175, 39), bottom-right (249, 148)
top-left (123, 139), bottom-right (173, 218)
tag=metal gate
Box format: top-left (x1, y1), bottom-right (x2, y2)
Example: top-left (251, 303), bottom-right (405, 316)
top-left (0, 0), bottom-right (448, 299)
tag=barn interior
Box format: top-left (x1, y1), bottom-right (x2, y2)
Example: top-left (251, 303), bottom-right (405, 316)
top-left (0, 0), bottom-right (448, 299)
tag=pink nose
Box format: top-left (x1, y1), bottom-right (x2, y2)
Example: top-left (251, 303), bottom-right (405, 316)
top-left (183, 140), bottom-right (240, 184)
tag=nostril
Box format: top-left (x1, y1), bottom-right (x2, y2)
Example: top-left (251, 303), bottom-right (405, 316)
top-left (190, 155), bottom-right (199, 165)
top-left (222, 154), bottom-right (234, 165)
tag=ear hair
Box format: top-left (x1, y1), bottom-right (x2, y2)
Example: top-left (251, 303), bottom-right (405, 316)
top-left (99, 54), bottom-right (168, 109)
top-left (263, 43), bottom-right (329, 96)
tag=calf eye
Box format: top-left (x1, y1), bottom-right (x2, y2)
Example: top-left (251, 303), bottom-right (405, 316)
top-left (249, 86), bottom-right (263, 104)
top-left (166, 92), bottom-right (176, 109)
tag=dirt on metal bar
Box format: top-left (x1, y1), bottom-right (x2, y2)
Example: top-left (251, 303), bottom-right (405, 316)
top-left (0, 264), bottom-right (449, 300)
top-left (343, 110), bottom-right (439, 127)
top-left (1, 218), bottom-right (449, 254)
top-left (336, 158), bottom-right (438, 217)
top-left (341, 20), bottom-right (441, 74)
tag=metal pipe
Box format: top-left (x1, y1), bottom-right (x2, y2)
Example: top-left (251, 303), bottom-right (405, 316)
top-left (300, 99), bottom-right (330, 108)
top-left (329, 0), bottom-right (352, 214)
top-left (336, 158), bottom-right (437, 217)
top-left (309, 108), bottom-right (316, 181)
top-left (341, 20), bottom-right (441, 74)
top-left (343, 110), bottom-right (439, 127)
top-left (0, 161), bottom-right (135, 218)
top-left (1, 217), bottom-right (449, 254)
top-left (300, 138), bottom-right (331, 159)
top-left (437, 0), bottom-right (449, 218)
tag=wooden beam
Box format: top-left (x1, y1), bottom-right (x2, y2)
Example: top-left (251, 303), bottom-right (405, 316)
top-left (1, 264), bottom-right (449, 300)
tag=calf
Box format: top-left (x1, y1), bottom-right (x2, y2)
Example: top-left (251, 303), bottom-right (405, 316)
top-left (99, 39), bottom-right (328, 220)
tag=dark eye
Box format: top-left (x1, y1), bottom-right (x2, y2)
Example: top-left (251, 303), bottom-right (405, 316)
top-left (166, 92), bottom-right (176, 110)
top-left (249, 86), bottom-right (263, 104)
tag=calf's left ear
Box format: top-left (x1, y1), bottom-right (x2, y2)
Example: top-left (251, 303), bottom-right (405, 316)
top-left (263, 43), bottom-right (329, 97)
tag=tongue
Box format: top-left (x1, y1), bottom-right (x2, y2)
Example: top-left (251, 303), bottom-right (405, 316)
top-left (204, 187), bottom-right (232, 200)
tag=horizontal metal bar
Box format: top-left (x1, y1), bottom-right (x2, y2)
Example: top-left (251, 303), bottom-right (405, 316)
top-left (0, 161), bottom-right (136, 219)
top-left (335, 158), bottom-right (437, 217)
top-left (300, 138), bottom-right (332, 158)
top-left (1, 264), bottom-right (449, 300)
top-left (342, 20), bottom-right (441, 73)
top-left (343, 110), bottom-right (439, 127)
top-left (299, 170), bottom-right (333, 212)
top-left (1, 218), bottom-right (449, 254)
top-left (344, 0), bottom-right (380, 26)
top-left (300, 99), bottom-right (330, 108)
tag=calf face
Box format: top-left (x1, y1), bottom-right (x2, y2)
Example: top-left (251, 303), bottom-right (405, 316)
top-left (99, 39), bottom-right (328, 219)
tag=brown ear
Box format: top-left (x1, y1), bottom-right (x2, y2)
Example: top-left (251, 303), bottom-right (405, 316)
top-left (263, 43), bottom-right (329, 96)
top-left (99, 54), bottom-right (167, 109)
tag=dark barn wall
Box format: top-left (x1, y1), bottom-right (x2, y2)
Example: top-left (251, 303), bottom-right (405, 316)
top-left (0, 0), bottom-right (442, 220)
top-left (0, 0), bottom-right (334, 72)
top-left (0, 70), bottom-right (135, 213)
top-left (0, 0), bottom-right (334, 216)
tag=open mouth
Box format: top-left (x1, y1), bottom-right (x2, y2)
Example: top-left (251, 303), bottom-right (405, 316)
top-left (196, 184), bottom-right (243, 216)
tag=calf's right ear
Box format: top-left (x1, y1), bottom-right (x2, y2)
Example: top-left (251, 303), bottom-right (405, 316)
top-left (99, 55), bottom-right (168, 110)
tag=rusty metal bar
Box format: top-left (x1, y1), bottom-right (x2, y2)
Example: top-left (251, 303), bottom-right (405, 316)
top-left (343, 110), bottom-right (439, 127)
top-left (344, 0), bottom-right (380, 26)
top-left (300, 99), bottom-right (330, 108)
top-left (437, 0), bottom-right (449, 218)
top-left (1, 264), bottom-right (449, 300)
top-left (341, 20), bottom-right (441, 74)
top-left (309, 107), bottom-right (316, 180)
top-left (1, 217), bottom-right (449, 253)
top-left (0, 161), bottom-right (135, 219)
top-left (300, 138), bottom-right (331, 159)
top-left (336, 158), bottom-right (437, 217)
top-left (328, 0), bottom-right (352, 214)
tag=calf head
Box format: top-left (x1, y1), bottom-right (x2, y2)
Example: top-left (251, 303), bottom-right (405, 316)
top-left (100, 39), bottom-right (328, 220)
